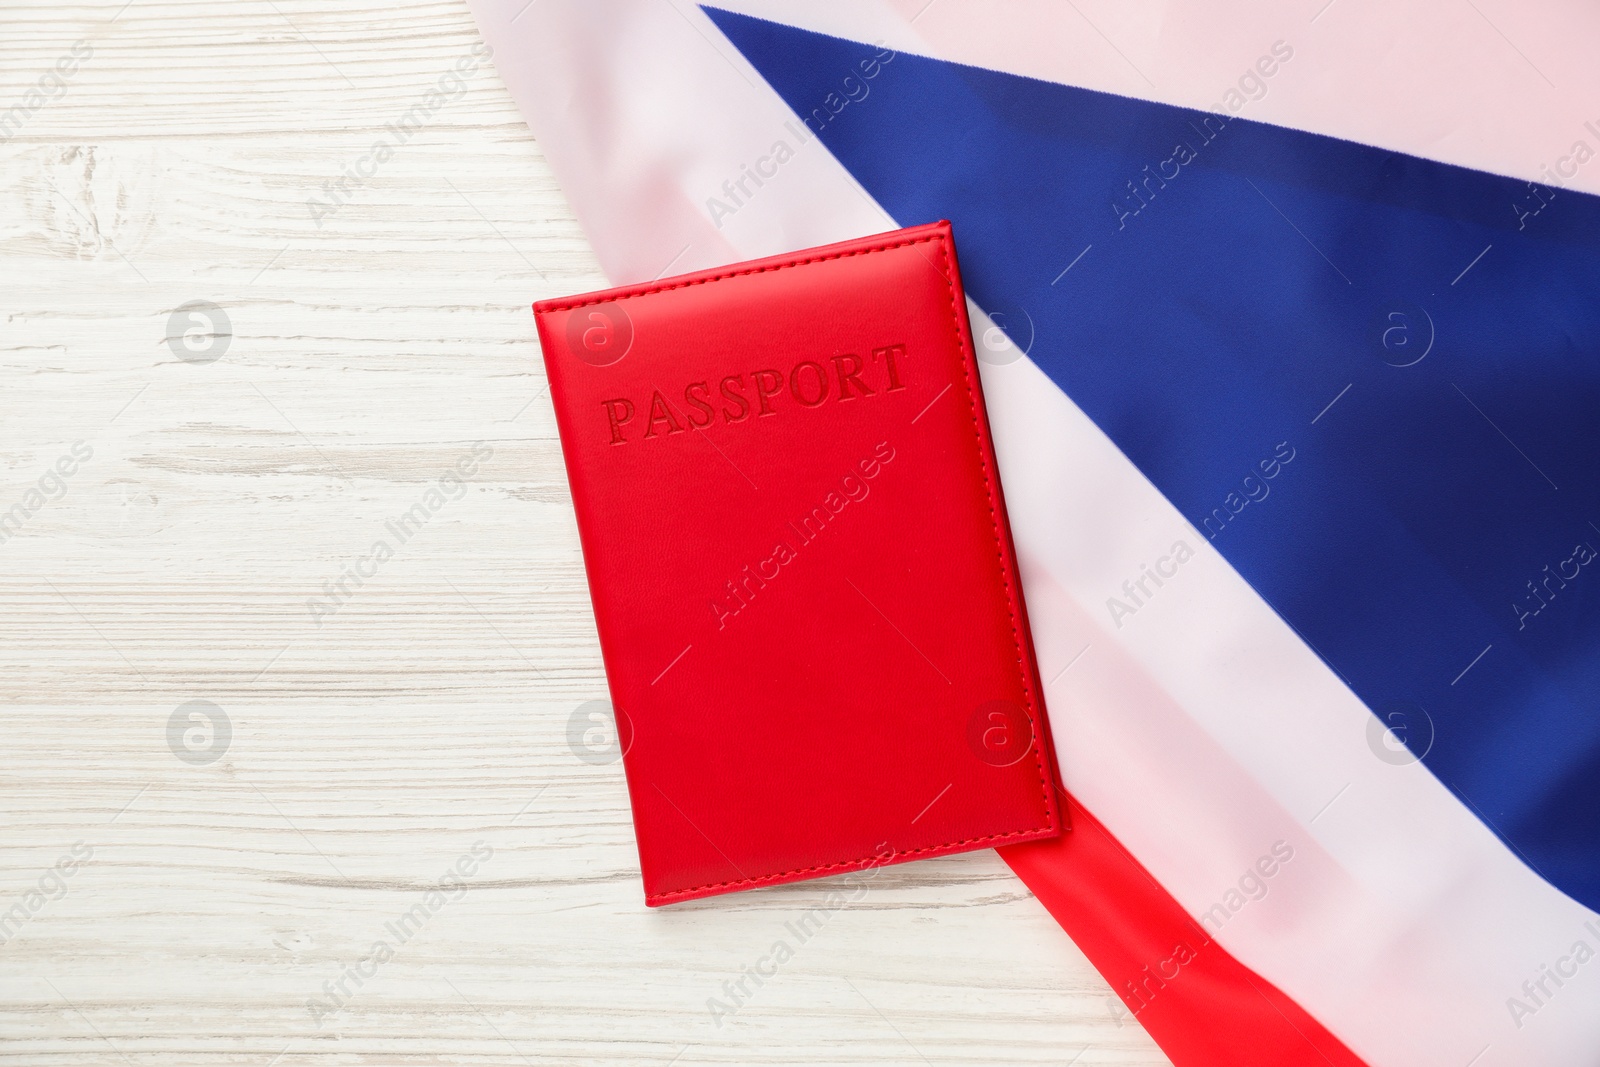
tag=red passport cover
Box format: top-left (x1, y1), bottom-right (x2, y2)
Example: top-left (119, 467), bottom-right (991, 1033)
top-left (534, 221), bottom-right (1062, 906)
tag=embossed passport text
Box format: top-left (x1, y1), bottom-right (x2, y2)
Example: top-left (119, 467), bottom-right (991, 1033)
top-left (533, 221), bottom-right (1062, 906)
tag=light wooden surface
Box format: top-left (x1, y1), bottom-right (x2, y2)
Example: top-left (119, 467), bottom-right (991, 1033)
top-left (0, 2), bottom-right (1171, 1063)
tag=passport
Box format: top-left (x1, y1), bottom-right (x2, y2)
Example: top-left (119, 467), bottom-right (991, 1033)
top-left (534, 221), bottom-right (1063, 905)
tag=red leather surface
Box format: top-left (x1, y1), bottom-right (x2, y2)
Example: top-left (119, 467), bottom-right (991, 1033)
top-left (535, 221), bottom-right (1062, 905)
top-left (1002, 796), bottom-right (1371, 1067)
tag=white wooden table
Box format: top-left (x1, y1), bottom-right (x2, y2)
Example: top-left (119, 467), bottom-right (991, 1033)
top-left (0, 2), bottom-right (1171, 1063)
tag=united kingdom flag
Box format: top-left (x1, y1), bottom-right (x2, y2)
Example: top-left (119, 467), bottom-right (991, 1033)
top-left (471, 2), bottom-right (1600, 1063)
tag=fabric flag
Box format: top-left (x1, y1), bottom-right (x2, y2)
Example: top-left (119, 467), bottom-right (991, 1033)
top-left (467, 1), bottom-right (1600, 1063)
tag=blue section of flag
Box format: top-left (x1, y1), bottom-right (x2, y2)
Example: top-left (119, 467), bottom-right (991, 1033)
top-left (706, 7), bottom-right (1600, 910)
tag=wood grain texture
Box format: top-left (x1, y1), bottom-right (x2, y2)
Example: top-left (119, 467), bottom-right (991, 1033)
top-left (0, 1), bottom-right (1172, 1063)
